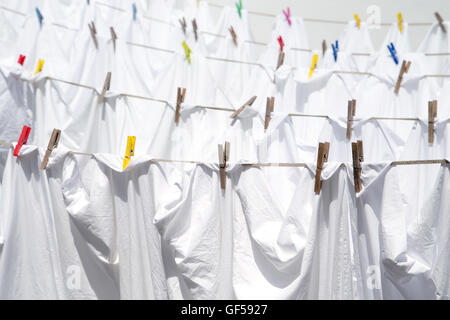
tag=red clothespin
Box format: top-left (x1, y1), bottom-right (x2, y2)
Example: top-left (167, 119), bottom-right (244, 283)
top-left (13, 125), bottom-right (31, 157)
top-left (314, 142), bottom-right (330, 194)
top-left (229, 26), bottom-right (238, 46)
top-left (282, 7), bottom-right (291, 26)
top-left (218, 141), bottom-right (230, 190)
top-left (110, 27), bottom-right (117, 52)
top-left (352, 140), bottom-right (364, 193)
top-left (192, 19), bottom-right (198, 41)
top-left (277, 35), bottom-right (284, 52)
top-left (346, 99), bottom-right (356, 140)
top-left (175, 87), bottom-right (186, 123)
top-left (394, 60), bottom-right (411, 95)
top-left (428, 100), bottom-right (437, 144)
top-left (230, 96), bottom-right (257, 118)
top-left (264, 97), bottom-right (275, 131)
top-left (18, 54), bottom-right (26, 66)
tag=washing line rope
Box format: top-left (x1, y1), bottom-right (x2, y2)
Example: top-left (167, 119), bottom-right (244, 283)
top-left (0, 141), bottom-right (448, 167)
top-left (1, 4), bottom-right (449, 56)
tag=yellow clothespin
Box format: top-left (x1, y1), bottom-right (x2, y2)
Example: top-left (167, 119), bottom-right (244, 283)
top-left (182, 41), bottom-right (192, 63)
top-left (34, 59), bottom-right (44, 75)
top-left (123, 136), bottom-right (136, 170)
top-left (308, 54), bottom-right (318, 78)
top-left (354, 13), bottom-right (361, 29)
top-left (397, 12), bottom-right (403, 32)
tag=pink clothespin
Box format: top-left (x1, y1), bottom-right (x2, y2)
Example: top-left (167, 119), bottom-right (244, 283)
top-left (17, 55), bottom-right (26, 66)
top-left (277, 35), bottom-right (284, 52)
top-left (13, 125), bottom-right (31, 157)
top-left (282, 7), bottom-right (291, 26)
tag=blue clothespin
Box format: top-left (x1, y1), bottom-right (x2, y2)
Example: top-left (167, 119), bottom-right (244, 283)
top-left (387, 42), bottom-right (399, 65)
top-left (35, 7), bottom-right (43, 28)
top-left (331, 40), bottom-right (339, 62)
top-left (132, 3), bottom-right (137, 21)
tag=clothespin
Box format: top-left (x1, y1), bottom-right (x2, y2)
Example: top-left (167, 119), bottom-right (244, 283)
top-left (387, 42), bottom-right (399, 65)
top-left (277, 51), bottom-right (285, 70)
top-left (322, 40), bottom-right (327, 57)
top-left (110, 27), bottom-right (117, 52)
top-left (218, 141), bottom-right (230, 190)
top-left (331, 40), bottom-right (339, 62)
top-left (192, 19), bottom-right (198, 41)
top-left (132, 3), bottom-right (137, 21)
top-left (435, 12), bottom-right (446, 33)
top-left (308, 54), bottom-right (318, 78)
top-left (13, 125), bottom-right (31, 157)
top-left (230, 96), bottom-right (257, 118)
top-left (87, 0), bottom-right (90, 5)
top-left (354, 13), bottom-right (361, 29)
top-left (182, 41), bottom-right (192, 63)
top-left (346, 99), bottom-right (356, 140)
top-left (282, 7), bottom-right (291, 26)
top-left (264, 97), bottom-right (275, 132)
top-left (394, 60), bottom-right (411, 94)
top-left (98, 72), bottom-right (111, 104)
top-left (88, 22), bottom-right (98, 49)
top-left (179, 17), bottom-right (187, 34)
top-left (351, 140), bottom-right (364, 193)
top-left (397, 12), bottom-right (403, 32)
top-left (314, 142), bottom-right (330, 194)
top-left (175, 87), bottom-right (186, 123)
top-left (40, 129), bottom-right (61, 170)
top-left (35, 7), bottom-right (43, 28)
top-left (122, 136), bottom-right (136, 170)
top-left (428, 100), bottom-right (437, 144)
top-left (17, 54), bottom-right (26, 66)
top-left (229, 26), bottom-right (238, 46)
top-left (277, 35), bottom-right (284, 52)
top-left (34, 59), bottom-right (44, 75)
top-left (235, 0), bottom-right (243, 19)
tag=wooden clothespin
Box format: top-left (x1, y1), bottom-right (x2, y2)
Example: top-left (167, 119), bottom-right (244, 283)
top-left (397, 12), bottom-right (404, 32)
top-left (98, 72), bottom-right (111, 104)
top-left (122, 136), bottom-right (136, 170)
top-left (182, 41), bottom-right (192, 63)
top-left (346, 99), bottom-right (356, 140)
top-left (40, 129), bottom-right (61, 170)
top-left (354, 13), bottom-right (361, 29)
top-left (192, 19), bottom-right (198, 41)
top-left (435, 12), bottom-right (446, 33)
top-left (264, 97), bottom-right (275, 131)
top-left (218, 141), bottom-right (230, 190)
top-left (308, 54), bottom-right (318, 78)
top-left (230, 96), bottom-right (257, 118)
top-left (18, 54), bottom-right (26, 66)
top-left (277, 51), bottom-right (285, 70)
top-left (352, 140), bottom-right (364, 193)
top-left (179, 17), bottom-right (187, 35)
top-left (13, 125), bottom-right (31, 157)
top-left (428, 100), bottom-right (437, 144)
top-left (34, 59), bottom-right (44, 75)
top-left (314, 142), bottom-right (330, 194)
top-left (110, 27), bottom-right (117, 52)
top-left (175, 87), bottom-right (186, 123)
top-left (88, 21), bottom-right (98, 49)
top-left (229, 26), bottom-right (238, 46)
top-left (322, 40), bottom-right (327, 57)
top-left (394, 60), bottom-right (411, 94)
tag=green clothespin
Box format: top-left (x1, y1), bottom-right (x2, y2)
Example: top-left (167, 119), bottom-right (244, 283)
top-left (235, 0), bottom-right (242, 18)
top-left (182, 41), bottom-right (192, 64)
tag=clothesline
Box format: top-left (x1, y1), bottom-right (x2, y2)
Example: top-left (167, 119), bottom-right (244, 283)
top-left (0, 141), bottom-right (448, 167)
top-left (2, 4), bottom-right (450, 58)
top-left (38, 76), bottom-right (450, 122)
